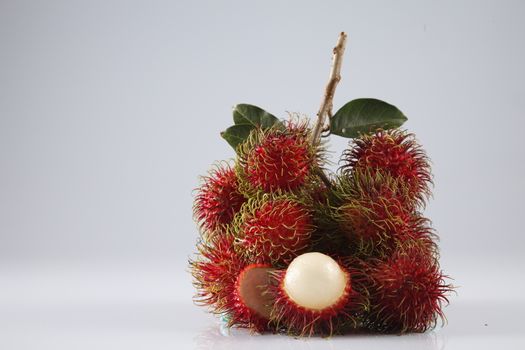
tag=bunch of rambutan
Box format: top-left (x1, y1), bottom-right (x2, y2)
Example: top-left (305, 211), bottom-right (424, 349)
top-left (190, 33), bottom-right (452, 337)
top-left (190, 110), bottom-right (452, 336)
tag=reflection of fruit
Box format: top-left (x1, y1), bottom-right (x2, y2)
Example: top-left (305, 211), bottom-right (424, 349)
top-left (364, 249), bottom-right (452, 333)
top-left (237, 122), bottom-right (320, 193)
top-left (234, 196), bottom-right (314, 265)
top-left (270, 252), bottom-right (362, 336)
top-left (341, 130), bottom-right (432, 205)
top-left (194, 164), bottom-right (246, 234)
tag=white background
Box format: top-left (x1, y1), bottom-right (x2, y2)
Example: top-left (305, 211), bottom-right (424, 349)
top-left (1, 0), bottom-right (524, 349)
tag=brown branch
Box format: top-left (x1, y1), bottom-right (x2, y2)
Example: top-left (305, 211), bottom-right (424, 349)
top-left (315, 167), bottom-right (333, 188)
top-left (310, 32), bottom-right (347, 145)
top-left (310, 32), bottom-right (347, 189)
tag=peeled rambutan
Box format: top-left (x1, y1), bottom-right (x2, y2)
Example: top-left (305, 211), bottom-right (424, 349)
top-left (194, 163), bottom-right (246, 234)
top-left (233, 195), bottom-right (314, 266)
top-left (364, 249), bottom-right (452, 333)
top-left (270, 252), bottom-right (366, 336)
top-left (237, 121), bottom-right (323, 194)
top-left (190, 234), bottom-right (274, 331)
top-left (341, 129), bottom-right (432, 205)
top-left (231, 264), bottom-right (275, 330)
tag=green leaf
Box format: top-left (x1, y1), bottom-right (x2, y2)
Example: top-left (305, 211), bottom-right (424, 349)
top-left (330, 98), bottom-right (408, 138)
top-left (220, 124), bottom-right (254, 150)
top-left (233, 104), bottom-right (280, 128)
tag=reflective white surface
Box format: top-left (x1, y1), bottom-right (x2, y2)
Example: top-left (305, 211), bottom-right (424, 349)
top-left (1, 260), bottom-right (523, 350)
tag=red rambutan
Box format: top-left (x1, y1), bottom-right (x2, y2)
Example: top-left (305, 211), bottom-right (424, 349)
top-left (270, 252), bottom-right (366, 336)
top-left (190, 234), bottom-right (274, 331)
top-left (341, 129), bottom-right (432, 205)
top-left (342, 201), bottom-right (435, 257)
top-left (233, 196), bottom-right (314, 266)
top-left (364, 249), bottom-right (452, 333)
top-left (334, 171), bottom-right (436, 257)
top-left (194, 163), bottom-right (246, 234)
top-left (191, 234), bottom-right (242, 312)
top-left (237, 122), bottom-right (322, 194)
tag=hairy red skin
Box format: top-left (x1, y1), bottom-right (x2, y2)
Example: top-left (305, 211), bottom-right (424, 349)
top-left (270, 263), bottom-right (366, 336)
top-left (243, 124), bottom-right (316, 192)
top-left (236, 198), bottom-right (314, 265)
top-left (194, 164), bottom-right (246, 233)
top-left (342, 130), bottom-right (432, 204)
top-left (191, 235), bottom-right (272, 331)
top-left (344, 191), bottom-right (411, 242)
top-left (191, 234), bottom-right (243, 310)
top-left (364, 249), bottom-right (452, 333)
top-left (338, 177), bottom-right (435, 257)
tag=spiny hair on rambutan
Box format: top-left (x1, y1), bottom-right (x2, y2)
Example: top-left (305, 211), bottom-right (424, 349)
top-left (341, 202), bottom-right (436, 259)
top-left (194, 162), bottom-right (246, 235)
top-left (190, 233), bottom-right (274, 331)
top-left (395, 225), bottom-right (439, 259)
top-left (236, 120), bottom-right (325, 195)
top-left (308, 187), bottom-right (354, 258)
top-left (334, 168), bottom-right (422, 211)
top-left (332, 171), bottom-right (436, 258)
top-left (269, 252), bottom-right (368, 336)
top-left (340, 129), bottom-right (432, 207)
top-left (232, 194), bottom-right (315, 266)
top-left (190, 234), bottom-right (242, 316)
top-left (363, 248), bottom-right (452, 333)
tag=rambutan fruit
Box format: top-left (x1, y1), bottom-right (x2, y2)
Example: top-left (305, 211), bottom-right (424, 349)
top-left (364, 249), bottom-right (452, 333)
top-left (339, 195), bottom-right (408, 254)
top-left (232, 264), bottom-right (275, 329)
top-left (333, 170), bottom-right (436, 257)
top-left (190, 234), bottom-right (274, 332)
top-left (191, 234), bottom-right (242, 313)
top-left (335, 168), bottom-right (420, 211)
top-left (270, 252), bottom-right (366, 336)
top-left (341, 129), bottom-right (432, 206)
top-left (236, 121), bottom-right (324, 194)
top-left (232, 195), bottom-right (314, 266)
top-left (342, 201), bottom-right (435, 258)
top-left (194, 163), bottom-right (246, 234)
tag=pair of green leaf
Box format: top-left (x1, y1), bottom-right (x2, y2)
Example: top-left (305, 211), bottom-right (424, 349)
top-left (221, 104), bottom-right (281, 149)
top-left (221, 99), bottom-right (407, 149)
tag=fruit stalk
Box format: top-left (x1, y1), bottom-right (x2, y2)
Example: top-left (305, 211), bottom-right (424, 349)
top-left (310, 32), bottom-right (348, 145)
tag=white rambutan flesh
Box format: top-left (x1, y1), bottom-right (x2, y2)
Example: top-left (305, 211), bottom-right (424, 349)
top-left (283, 252), bottom-right (348, 310)
top-left (271, 252), bottom-right (362, 336)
